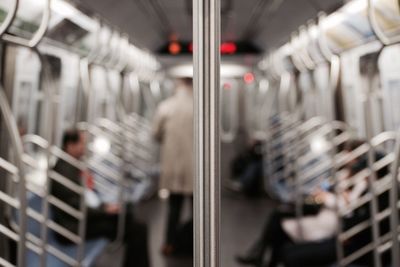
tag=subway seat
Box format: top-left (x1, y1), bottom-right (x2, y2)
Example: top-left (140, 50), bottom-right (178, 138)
top-left (25, 194), bottom-right (108, 267)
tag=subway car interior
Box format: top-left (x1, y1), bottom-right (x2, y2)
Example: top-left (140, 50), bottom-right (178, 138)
top-left (1, 0), bottom-right (400, 266)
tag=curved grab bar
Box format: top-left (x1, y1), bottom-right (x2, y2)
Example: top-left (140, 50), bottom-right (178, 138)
top-left (2, 0), bottom-right (51, 48)
top-left (327, 55), bottom-right (340, 121)
top-left (368, 0), bottom-right (400, 45)
top-left (389, 130), bottom-right (400, 267)
top-left (306, 21), bottom-right (323, 65)
top-left (105, 30), bottom-right (121, 68)
top-left (0, 87), bottom-right (27, 267)
top-left (87, 18), bottom-right (102, 63)
top-left (92, 23), bottom-right (112, 65)
top-left (298, 26), bottom-right (316, 70)
top-left (278, 72), bottom-right (292, 113)
top-left (289, 33), bottom-right (307, 72)
top-left (0, 0), bottom-right (18, 38)
top-left (128, 73), bottom-right (142, 115)
top-left (317, 12), bottom-right (336, 62)
top-left (115, 35), bottom-right (130, 71)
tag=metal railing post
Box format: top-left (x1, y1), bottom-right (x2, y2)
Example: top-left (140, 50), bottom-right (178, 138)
top-left (389, 131), bottom-right (400, 266)
top-left (363, 96), bottom-right (382, 267)
top-left (193, 0), bottom-right (221, 265)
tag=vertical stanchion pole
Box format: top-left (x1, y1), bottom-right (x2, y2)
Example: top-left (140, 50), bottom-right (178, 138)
top-left (390, 131), bottom-right (400, 267)
top-left (193, 0), bottom-right (220, 266)
top-left (363, 97), bottom-right (382, 267)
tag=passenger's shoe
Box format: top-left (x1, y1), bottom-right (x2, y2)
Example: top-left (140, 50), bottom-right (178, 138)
top-left (161, 244), bottom-right (175, 256)
top-left (235, 254), bottom-right (262, 266)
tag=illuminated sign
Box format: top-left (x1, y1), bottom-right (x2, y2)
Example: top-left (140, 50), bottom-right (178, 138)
top-left (158, 41), bottom-right (261, 55)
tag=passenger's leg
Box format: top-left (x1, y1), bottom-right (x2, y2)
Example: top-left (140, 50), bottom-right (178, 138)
top-left (86, 209), bottom-right (150, 267)
top-left (236, 209), bottom-right (293, 266)
top-left (281, 238), bottom-right (336, 267)
top-left (85, 209), bottom-right (119, 240)
top-left (123, 214), bottom-right (150, 267)
top-left (164, 193), bottom-right (184, 252)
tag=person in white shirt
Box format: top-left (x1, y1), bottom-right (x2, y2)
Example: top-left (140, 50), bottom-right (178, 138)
top-left (236, 140), bottom-right (376, 267)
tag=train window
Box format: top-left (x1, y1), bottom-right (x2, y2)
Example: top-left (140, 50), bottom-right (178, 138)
top-left (0, 0), bottom-right (13, 25)
top-left (5, 0), bottom-right (47, 39)
top-left (220, 79), bottom-right (239, 142)
top-left (11, 48), bottom-right (41, 136)
top-left (378, 44), bottom-right (400, 131)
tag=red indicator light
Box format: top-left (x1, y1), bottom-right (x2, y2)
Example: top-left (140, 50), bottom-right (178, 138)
top-left (220, 42), bottom-right (237, 54)
top-left (183, 42), bottom-right (236, 54)
top-left (244, 72), bottom-right (255, 84)
top-left (223, 82), bottom-right (232, 90)
top-left (169, 42), bottom-right (181, 55)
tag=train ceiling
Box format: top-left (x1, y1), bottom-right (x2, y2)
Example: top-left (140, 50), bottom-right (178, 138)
top-left (73, 0), bottom-right (343, 64)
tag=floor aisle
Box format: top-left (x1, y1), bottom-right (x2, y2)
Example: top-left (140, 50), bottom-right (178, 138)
top-left (136, 191), bottom-right (272, 267)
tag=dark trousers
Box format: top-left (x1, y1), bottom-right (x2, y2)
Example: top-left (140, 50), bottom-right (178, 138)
top-left (166, 193), bottom-right (192, 245)
top-left (255, 209), bottom-right (293, 267)
top-left (242, 208), bottom-right (294, 267)
top-left (282, 238), bottom-right (336, 267)
top-left (86, 209), bottom-right (150, 267)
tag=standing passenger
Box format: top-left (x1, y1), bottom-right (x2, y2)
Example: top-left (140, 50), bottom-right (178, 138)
top-left (153, 78), bottom-right (194, 256)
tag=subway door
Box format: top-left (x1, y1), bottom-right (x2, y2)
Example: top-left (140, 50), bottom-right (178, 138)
top-left (378, 44), bottom-right (400, 131)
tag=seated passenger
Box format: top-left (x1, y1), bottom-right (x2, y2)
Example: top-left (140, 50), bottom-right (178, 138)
top-left (235, 139), bottom-right (384, 267)
top-left (230, 139), bottom-right (264, 196)
top-left (51, 129), bottom-right (150, 267)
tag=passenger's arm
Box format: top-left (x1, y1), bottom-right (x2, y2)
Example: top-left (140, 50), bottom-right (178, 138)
top-left (152, 105), bottom-right (166, 143)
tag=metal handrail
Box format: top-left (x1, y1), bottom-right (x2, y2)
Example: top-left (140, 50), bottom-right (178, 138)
top-left (22, 134), bottom-right (89, 265)
top-left (0, 0), bottom-right (18, 38)
top-left (289, 34), bottom-right (307, 72)
top-left (298, 26), bottom-right (316, 70)
top-left (277, 72), bottom-right (292, 113)
top-left (368, 0), bottom-right (400, 46)
top-left (2, 0), bottom-right (51, 48)
top-left (317, 12), bottom-right (336, 62)
top-left (335, 131), bottom-right (397, 267)
top-left (389, 130), bottom-right (400, 266)
top-left (127, 73), bottom-right (142, 115)
top-left (0, 87), bottom-right (28, 267)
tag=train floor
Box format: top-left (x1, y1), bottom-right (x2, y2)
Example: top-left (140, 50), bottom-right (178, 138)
top-left (136, 190), bottom-right (272, 267)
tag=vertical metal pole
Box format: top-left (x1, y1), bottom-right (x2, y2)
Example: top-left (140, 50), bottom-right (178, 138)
top-left (363, 97), bottom-right (382, 267)
top-left (193, 0), bottom-right (220, 266)
top-left (390, 131), bottom-right (400, 267)
top-left (38, 54), bottom-right (55, 267)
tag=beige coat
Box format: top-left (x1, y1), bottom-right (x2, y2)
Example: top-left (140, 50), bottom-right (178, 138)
top-left (153, 88), bottom-right (194, 194)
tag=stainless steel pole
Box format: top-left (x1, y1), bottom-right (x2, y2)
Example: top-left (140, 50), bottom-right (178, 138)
top-left (193, 0), bottom-right (220, 266)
